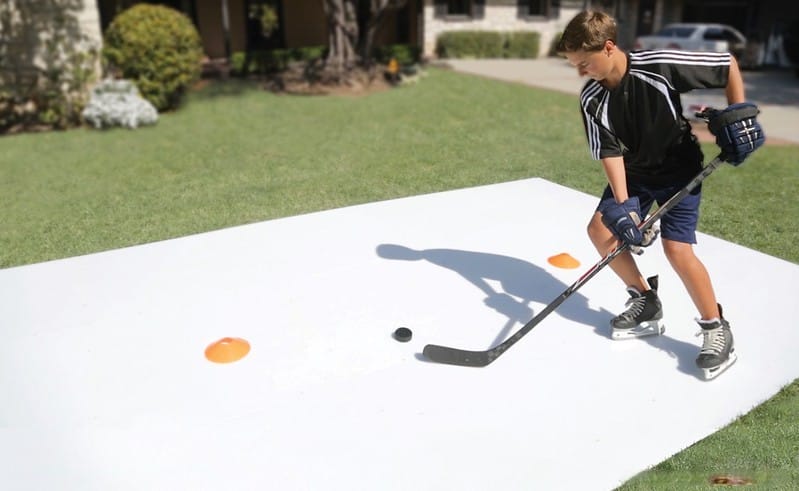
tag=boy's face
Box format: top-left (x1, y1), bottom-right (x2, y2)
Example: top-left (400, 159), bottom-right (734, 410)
top-left (564, 40), bottom-right (616, 82)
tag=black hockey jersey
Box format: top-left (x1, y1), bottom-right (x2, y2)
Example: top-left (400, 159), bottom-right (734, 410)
top-left (579, 49), bottom-right (731, 185)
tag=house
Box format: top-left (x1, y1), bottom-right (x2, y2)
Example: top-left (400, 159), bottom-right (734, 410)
top-left (4, 0), bottom-right (796, 89)
top-left (93, 1), bottom-right (798, 63)
top-left (95, 0), bottom-right (422, 61)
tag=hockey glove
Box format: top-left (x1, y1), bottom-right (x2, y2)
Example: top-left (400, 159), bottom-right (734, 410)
top-left (707, 102), bottom-right (765, 165)
top-left (634, 223), bottom-right (660, 255)
top-left (599, 197), bottom-right (658, 253)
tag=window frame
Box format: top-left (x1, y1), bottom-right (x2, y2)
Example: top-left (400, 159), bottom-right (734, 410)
top-left (434, 0), bottom-right (485, 21)
top-left (517, 0), bottom-right (552, 21)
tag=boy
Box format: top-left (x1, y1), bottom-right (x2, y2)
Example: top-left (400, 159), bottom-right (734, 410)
top-left (555, 11), bottom-right (764, 380)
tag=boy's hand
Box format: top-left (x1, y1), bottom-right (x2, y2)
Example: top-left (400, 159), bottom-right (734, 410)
top-left (707, 103), bottom-right (765, 165)
top-left (598, 197), bottom-right (647, 247)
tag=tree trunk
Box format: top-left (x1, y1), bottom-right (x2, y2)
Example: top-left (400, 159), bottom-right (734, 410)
top-left (361, 0), bottom-right (406, 67)
top-left (322, 0), bottom-right (407, 84)
top-left (323, 0), bottom-right (358, 82)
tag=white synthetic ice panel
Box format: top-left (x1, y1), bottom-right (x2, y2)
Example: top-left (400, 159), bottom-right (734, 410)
top-left (2, 178), bottom-right (798, 490)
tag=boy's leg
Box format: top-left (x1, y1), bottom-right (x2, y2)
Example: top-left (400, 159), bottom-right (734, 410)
top-left (662, 239), bottom-right (719, 319)
top-left (662, 239), bottom-right (737, 379)
top-left (658, 185), bottom-right (737, 380)
top-left (587, 211), bottom-right (664, 339)
top-left (587, 212), bottom-right (648, 289)
top-left (589, 184), bottom-right (654, 292)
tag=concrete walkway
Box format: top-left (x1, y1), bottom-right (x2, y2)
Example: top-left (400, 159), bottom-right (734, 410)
top-left (442, 57), bottom-right (799, 144)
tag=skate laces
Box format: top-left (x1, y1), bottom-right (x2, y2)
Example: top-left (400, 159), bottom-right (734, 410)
top-left (696, 319), bottom-right (727, 355)
top-left (619, 290), bottom-right (646, 320)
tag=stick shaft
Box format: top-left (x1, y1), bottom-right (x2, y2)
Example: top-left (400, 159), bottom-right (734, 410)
top-left (423, 155), bottom-right (725, 367)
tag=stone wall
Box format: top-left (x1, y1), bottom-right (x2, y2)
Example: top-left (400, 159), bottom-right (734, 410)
top-left (79, 0), bottom-right (104, 54)
top-left (0, 0), bottom-right (104, 89)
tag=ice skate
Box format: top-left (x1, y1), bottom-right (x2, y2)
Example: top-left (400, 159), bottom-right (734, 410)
top-left (611, 275), bottom-right (664, 340)
top-left (696, 307), bottom-right (737, 380)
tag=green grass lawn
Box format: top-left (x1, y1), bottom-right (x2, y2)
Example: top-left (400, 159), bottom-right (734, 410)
top-left (1, 67), bottom-right (798, 488)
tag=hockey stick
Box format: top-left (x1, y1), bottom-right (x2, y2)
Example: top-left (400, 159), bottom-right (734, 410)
top-left (423, 153), bottom-right (726, 367)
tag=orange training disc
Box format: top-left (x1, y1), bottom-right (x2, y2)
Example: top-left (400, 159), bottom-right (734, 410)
top-left (205, 337), bottom-right (251, 363)
top-left (547, 253), bottom-right (580, 269)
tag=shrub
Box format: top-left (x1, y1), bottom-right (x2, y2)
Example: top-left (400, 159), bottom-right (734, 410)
top-left (102, 4), bottom-right (203, 111)
top-left (81, 79), bottom-right (158, 129)
top-left (230, 46), bottom-right (327, 76)
top-left (230, 44), bottom-right (419, 77)
top-left (435, 31), bottom-right (541, 59)
top-left (436, 31), bottom-right (505, 58)
top-left (373, 44), bottom-right (421, 66)
top-left (505, 32), bottom-right (540, 58)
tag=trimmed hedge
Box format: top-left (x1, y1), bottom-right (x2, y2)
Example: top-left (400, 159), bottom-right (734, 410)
top-left (436, 31), bottom-right (541, 59)
top-left (436, 31), bottom-right (504, 58)
top-left (505, 31), bottom-right (541, 58)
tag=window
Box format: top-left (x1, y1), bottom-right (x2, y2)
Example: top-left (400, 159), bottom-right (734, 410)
top-left (655, 26), bottom-right (697, 38)
top-left (527, 0), bottom-right (548, 16)
top-left (518, 0), bottom-right (550, 19)
top-left (703, 28), bottom-right (741, 43)
top-left (434, 0), bottom-right (485, 19)
top-left (447, 0), bottom-right (471, 16)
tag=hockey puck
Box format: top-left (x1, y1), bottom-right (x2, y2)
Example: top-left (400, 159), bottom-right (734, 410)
top-left (393, 327), bottom-right (412, 342)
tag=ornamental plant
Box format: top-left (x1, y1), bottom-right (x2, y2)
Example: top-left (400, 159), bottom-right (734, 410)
top-left (102, 4), bottom-right (203, 111)
top-left (81, 79), bottom-right (158, 129)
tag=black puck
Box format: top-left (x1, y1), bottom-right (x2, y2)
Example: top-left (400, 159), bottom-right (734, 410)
top-left (393, 327), bottom-right (412, 342)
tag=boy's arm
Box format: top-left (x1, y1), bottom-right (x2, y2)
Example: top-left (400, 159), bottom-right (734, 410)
top-left (725, 56), bottom-right (745, 104)
top-left (597, 156), bottom-right (650, 248)
top-left (601, 156), bottom-right (628, 202)
top-left (710, 56), bottom-right (765, 165)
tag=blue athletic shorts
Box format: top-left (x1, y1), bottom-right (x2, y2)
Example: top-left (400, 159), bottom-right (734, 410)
top-left (597, 182), bottom-right (702, 244)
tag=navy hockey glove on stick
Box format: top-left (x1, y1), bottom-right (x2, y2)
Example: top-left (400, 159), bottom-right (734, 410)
top-left (708, 102), bottom-right (765, 165)
top-left (598, 197), bottom-right (646, 247)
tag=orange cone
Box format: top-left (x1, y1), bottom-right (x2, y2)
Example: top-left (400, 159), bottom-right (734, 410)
top-left (548, 253), bottom-right (580, 269)
top-left (205, 337), bottom-right (250, 363)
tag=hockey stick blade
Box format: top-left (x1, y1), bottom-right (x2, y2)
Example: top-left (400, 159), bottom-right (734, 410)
top-left (423, 280), bottom-right (593, 367)
top-left (422, 155), bottom-right (725, 367)
top-left (422, 344), bottom-right (493, 367)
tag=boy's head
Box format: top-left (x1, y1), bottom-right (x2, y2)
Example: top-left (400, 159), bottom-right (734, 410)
top-left (556, 10), bottom-right (617, 54)
top-left (556, 11), bottom-right (624, 84)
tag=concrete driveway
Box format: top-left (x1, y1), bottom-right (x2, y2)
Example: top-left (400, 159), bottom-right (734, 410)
top-left (442, 57), bottom-right (799, 145)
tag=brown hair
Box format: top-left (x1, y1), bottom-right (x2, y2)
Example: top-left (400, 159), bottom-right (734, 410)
top-left (556, 10), bottom-right (617, 53)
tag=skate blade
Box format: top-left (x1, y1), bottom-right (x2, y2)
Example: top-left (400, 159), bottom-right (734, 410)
top-left (611, 320), bottom-right (665, 340)
top-left (702, 352), bottom-right (738, 381)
